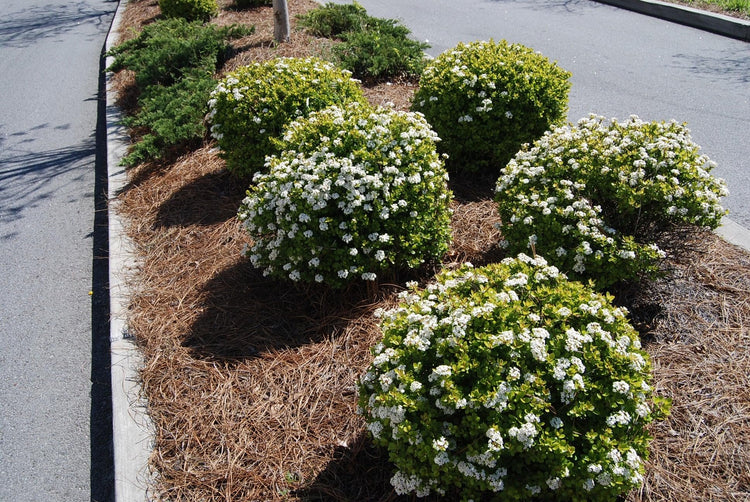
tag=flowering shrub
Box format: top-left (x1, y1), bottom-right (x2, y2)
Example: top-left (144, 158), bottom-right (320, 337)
top-left (412, 39), bottom-right (571, 173)
top-left (359, 255), bottom-right (668, 501)
top-left (159, 0), bottom-right (218, 22)
top-left (495, 115), bottom-right (729, 289)
top-left (238, 103), bottom-right (453, 287)
top-left (207, 58), bottom-right (367, 178)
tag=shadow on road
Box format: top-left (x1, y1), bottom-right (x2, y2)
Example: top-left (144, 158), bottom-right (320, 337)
top-left (0, 1), bottom-right (116, 48)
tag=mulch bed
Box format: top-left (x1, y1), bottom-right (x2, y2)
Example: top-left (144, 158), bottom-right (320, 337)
top-left (112, 1), bottom-right (750, 500)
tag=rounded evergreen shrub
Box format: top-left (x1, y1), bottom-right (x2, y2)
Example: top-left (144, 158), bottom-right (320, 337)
top-left (495, 114), bottom-right (729, 289)
top-left (159, 0), bottom-right (218, 22)
top-left (238, 103), bottom-right (453, 288)
top-left (207, 57), bottom-right (367, 178)
top-left (412, 39), bottom-right (571, 173)
top-left (359, 255), bottom-right (668, 501)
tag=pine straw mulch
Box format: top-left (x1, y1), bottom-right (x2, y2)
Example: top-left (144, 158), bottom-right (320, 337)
top-left (112, 1), bottom-right (750, 500)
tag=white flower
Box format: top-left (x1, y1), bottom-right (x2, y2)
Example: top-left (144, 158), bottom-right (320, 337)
top-left (612, 381), bottom-right (630, 394)
top-left (606, 410), bottom-right (632, 427)
top-left (432, 436), bottom-right (449, 451)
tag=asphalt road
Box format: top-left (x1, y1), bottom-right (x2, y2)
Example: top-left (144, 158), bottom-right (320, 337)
top-left (331, 0), bottom-right (750, 229)
top-left (0, 0), bottom-right (117, 500)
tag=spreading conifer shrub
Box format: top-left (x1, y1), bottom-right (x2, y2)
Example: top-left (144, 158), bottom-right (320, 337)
top-left (159, 0), bottom-right (218, 22)
top-left (207, 58), bottom-right (367, 178)
top-left (333, 18), bottom-right (429, 80)
top-left (412, 39), bottom-right (571, 173)
top-left (106, 18), bottom-right (252, 166)
top-left (296, 1), bottom-right (370, 38)
top-left (238, 103), bottom-right (453, 288)
top-left (495, 114), bottom-right (729, 289)
top-left (106, 18), bottom-right (250, 89)
top-left (359, 255), bottom-right (669, 501)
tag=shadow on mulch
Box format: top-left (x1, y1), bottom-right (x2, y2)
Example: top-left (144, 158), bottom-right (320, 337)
top-left (183, 259), bottom-right (387, 362)
top-left (155, 169), bottom-right (246, 227)
top-left (293, 433), bottom-right (398, 502)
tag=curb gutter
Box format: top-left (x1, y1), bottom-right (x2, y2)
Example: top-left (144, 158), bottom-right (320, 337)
top-left (594, 0), bottom-right (750, 41)
top-left (103, 1), bottom-right (750, 502)
top-left (105, 1), bottom-right (153, 501)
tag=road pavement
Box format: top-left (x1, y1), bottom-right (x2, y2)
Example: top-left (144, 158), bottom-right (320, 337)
top-left (329, 0), bottom-right (750, 231)
top-left (0, 0), bottom-right (117, 500)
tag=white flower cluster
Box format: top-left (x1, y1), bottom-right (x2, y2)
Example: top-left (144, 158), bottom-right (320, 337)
top-left (238, 103), bottom-right (452, 286)
top-left (496, 113), bottom-right (728, 288)
top-left (359, 255), bottom-right (662, 500)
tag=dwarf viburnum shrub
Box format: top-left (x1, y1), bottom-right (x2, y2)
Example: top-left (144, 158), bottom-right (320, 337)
top-left (358, 255), bottom-right (668, 501)
top-left (238, 103), bottom-right (453, 287)
top-left (412, 39), bottom-right (571, 173)
top-left (207, 58), bottom-right (367, 178)
top-left (495, 114), bottom-right (729, 290)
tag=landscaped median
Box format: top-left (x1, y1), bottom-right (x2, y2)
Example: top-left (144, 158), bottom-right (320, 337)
top-left (107, 0), bottom-right (750, 500)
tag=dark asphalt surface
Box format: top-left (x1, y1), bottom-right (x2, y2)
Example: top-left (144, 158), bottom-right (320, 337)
top-left (0, 0), bottom-right (117, 500)
top-left (331, 0), bottom-right (750, 229)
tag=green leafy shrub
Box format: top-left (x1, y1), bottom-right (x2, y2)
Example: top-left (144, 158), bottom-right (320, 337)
top-left (207, 57), bottom-right (367, 178)
top-left (359, 255), bottom-right (669, 501)
top-left (495, 114), bottom-right (729, 289)
top-left (159, 0), bottom-right (218, 22)
top-left (333, 18), bottom-right (429, 80)
top-left (412, 39), bottom-right (571, 173)
top-left (106, 18), bottom-right (251, 88)
top-left (238, 103), bottom-right (453, 287)
top-left (106, 18), bottom-right (252, 166)
top-left (234, 0), bottom-right (271, 8)
top-left (296, 1), bottom-right (370, 37)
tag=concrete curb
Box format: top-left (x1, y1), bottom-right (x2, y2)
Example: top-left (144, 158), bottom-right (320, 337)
top-left (594, 0), bottom-right (750, 42)
top-left (105, 1), bottom-right (153, 501)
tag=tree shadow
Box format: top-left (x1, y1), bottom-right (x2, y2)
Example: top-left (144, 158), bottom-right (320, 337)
top-left (0, 134), bottom-right (96, 224)
top-left (0, 1), bottom-right (116, 49)
top-left (483, 0), bottom-right (595, 14)
top-left (672, 49), bottom-right (750, 85)
top-left (293, 432), bottom-right (399, 502)
top-left (183, 260), bottom-right (378, 362)
top-left (155, 170), bottom-right (246, 228)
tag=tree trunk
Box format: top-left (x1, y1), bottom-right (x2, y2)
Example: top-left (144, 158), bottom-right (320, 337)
top-left (273, 0), bottom-right (290, 43)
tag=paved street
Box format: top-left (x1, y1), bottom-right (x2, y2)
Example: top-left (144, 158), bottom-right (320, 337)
top-left (0, 0), bottom-right (117, 500)
top-left (332, 0), bottom-right (750, 229)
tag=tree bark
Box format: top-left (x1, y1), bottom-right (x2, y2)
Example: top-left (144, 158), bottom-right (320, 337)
top-left (273, 0), bottom-right (290, 43)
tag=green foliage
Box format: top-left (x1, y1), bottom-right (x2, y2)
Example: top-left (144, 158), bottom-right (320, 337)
top-left (495, 114), bottom-right (729, 289)
top-left (298, 2), bottom-right (429, 80)
top-left (359, 255), bottom-right (669, 501)
top-left (234, 0), bottom-right (271, 8)
top-left (238, 103), bottom-right (453, 288)
top-left (106, 18), bottom-right (253, 166)
top-left (412, 39), bottom-right (571, 174)
top-left (106, 18), bottom-right (252, 88)
top-left (333, 19), bottom-right (429, 80)
top-left (296, 1), bottom-right (370, 38)
top-left (159, 0), bottom-right (219, 22)
top-left (121, 71), bottom-right (216, 166)
top-left (207, 57), bottom-right (367, 178)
